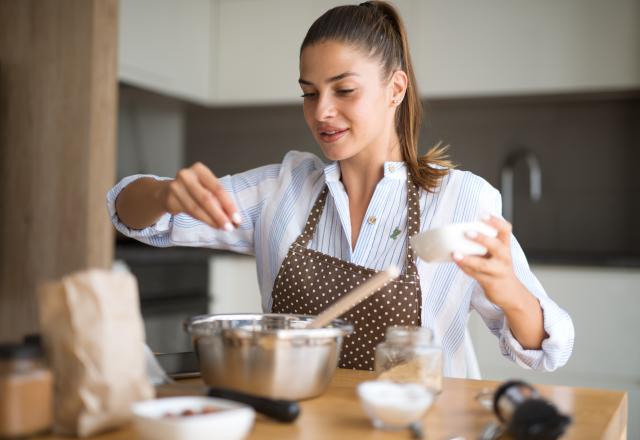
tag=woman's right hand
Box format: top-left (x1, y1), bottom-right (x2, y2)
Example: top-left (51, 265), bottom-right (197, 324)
top-left (161, 162), bottom-right (242, 231)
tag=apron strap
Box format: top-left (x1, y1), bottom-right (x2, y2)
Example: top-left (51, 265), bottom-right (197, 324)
top-left (292, 186), bottom-right (329, 247)
top-left (405, 176), bottom-right (421, 278)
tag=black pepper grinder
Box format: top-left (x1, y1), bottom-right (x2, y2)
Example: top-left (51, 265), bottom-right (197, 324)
top-left (492, 380), bottom-right (571, 440)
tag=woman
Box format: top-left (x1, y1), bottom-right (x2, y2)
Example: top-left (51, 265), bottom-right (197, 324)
top-left (108, 1), bottom-right (574, 375)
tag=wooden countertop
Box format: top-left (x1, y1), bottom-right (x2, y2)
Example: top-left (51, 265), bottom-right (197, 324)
top-left (37, 369), bottom-right (627, 440)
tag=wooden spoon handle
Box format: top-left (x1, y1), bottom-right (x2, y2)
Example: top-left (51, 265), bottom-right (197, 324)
top-left (307, 265), bottom-right (400, 329)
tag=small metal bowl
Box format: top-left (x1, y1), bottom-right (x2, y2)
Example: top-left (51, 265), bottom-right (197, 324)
top-left (184, 313), bottom-right (353, 400)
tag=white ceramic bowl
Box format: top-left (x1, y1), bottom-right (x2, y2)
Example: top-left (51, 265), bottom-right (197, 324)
top-left (357, 380), bottom-right (434, 429)
top-left (131, 396), bottom-right (255, 440)
top-left (410, 221), bottom-right (498, 263)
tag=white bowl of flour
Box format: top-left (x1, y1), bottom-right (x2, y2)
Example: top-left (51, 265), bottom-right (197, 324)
top-left (357, 380), bottom-right (434, 430)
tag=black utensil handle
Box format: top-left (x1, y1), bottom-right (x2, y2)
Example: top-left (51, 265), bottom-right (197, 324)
top-left (207, 387), bottom-right (300, 423)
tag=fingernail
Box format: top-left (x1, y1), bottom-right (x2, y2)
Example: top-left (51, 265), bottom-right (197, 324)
top-left (452, 252), bottom-right (463, 261)
top-left (224, 222), bottom-right (234, 232)
top-left (466, 230), bottom-right (478, 239)
top-left (232, 212), bottom-right (242, 224)
top-left (480, 213), bottom-right (491, 221)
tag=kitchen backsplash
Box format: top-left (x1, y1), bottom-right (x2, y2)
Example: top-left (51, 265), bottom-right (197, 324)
top-left (419, 92), bottom-right (640, 260)
top-left (118, 85), bottom-right (640, 262)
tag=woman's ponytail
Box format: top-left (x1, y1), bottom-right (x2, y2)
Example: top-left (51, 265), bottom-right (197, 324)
top-left (302, 1), bottom-right (453, 192)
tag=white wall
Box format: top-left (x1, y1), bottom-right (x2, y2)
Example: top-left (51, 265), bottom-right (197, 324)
top-left (208, 254), bottom-right (262, 314)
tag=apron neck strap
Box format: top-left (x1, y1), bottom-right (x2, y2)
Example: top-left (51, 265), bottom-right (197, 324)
top-left (405, 176), bottom-right (421, 277)
top-left (293, 186), bottom-right (329, 247)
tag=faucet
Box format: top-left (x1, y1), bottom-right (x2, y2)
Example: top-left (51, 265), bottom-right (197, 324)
top-left (500, 149), bottom-right (542, 223)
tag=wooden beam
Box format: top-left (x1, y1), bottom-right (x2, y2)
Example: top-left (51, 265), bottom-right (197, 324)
top-left (0, 0), bottom-right (118, 341)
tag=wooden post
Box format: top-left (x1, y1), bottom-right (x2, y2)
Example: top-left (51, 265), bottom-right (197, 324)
top-left (0, 0), bottom-right (118, 341)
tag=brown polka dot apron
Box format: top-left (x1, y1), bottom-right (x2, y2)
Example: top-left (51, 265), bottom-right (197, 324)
top-left (271, 178), bottom-right (422, 370)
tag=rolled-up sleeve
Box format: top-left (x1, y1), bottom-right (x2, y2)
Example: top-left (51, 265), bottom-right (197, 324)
top-left (470, 184), bottom-right (575, 372)
top-left (105, 161), bottom-right (284, 254)
top-left (106, 174), bottom-right (175, 247)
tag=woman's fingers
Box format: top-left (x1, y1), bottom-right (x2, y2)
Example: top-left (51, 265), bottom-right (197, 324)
top-left (193, 162), bottom-right (242, 225)
top-left (483, 214), bottom-right (512, 247)
top-left (177, 167), bottom-right (234, 230)
top-left (166, 162), bottom-right (242, 231)
top-left (454, 215), bottom-right (519, 303)
top-left (454, 215), bottom-right (514, 278)
top-left (465, 230), bottom-right (508, 262)
top-left (453, 253), bottom-right (498, 277)
top-left (167, 179), bottom-right (218, 227)
top-left (208, 195), bottom-right (234, 231)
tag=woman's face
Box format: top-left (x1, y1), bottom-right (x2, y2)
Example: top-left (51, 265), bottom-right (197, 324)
top-left (299, 41), bottom-right (399, 163)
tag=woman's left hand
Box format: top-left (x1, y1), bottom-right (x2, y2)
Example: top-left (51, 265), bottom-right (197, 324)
top-left (452, 215), bottom-right (524, 308)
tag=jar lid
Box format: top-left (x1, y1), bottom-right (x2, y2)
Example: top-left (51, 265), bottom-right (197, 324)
top-left (385, 326), bottom-right (434, 345)
top-left (0, 342), bottom-right (41, 360)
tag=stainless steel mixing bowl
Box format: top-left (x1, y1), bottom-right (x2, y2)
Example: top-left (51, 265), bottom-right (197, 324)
top-left (184, 313), bottom-right (353, 400)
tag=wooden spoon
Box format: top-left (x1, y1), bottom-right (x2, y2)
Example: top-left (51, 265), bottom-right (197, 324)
top-left (307, 265), bottom-right (401, 329)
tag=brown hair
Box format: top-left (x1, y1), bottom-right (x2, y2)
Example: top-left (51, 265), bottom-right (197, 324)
top-left (301, 1), bottom-right (453, 192)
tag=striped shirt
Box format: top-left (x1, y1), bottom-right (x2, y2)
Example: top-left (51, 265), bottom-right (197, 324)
top-left (107, 150), bottom-right (574, 378)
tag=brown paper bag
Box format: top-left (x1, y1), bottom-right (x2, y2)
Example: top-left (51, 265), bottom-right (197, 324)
top-left (38, 269), bottom-right (154, 437)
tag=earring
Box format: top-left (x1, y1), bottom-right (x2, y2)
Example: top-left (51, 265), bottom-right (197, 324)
top-left (393, 98), bottom-right (402, 105)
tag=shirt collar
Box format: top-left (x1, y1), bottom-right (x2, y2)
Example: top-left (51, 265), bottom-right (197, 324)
top-left (323, 161), bottom-right (407, 182)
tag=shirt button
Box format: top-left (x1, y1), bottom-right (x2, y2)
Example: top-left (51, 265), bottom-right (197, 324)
top-left (388, 164), bottom-right (396, 172)
top-left (367, 216), bottom-right (377, 225)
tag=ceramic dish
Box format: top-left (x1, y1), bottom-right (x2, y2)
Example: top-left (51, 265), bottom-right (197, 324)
top-left (410, 221), bottom-right (498, 263)
top-left (131, 396), bottom-right (255, 440)
top-left (357, 380), bottom-right (434, 429)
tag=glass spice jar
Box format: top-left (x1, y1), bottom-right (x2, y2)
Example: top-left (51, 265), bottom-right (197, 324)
top-left (0, 340), bottom-right (53, 439)
top-left (374, 326), bottom-right (443, 394)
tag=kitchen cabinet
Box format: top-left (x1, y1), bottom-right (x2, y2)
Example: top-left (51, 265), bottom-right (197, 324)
top-left (468, 264), bottom-right (640, 440)
top-left (214, 0), bottom-right (421, 104)
top-left (118, 0), bottom-right (419, 105)
top-left (118, 0), bottom-right (213, 104)
top-left (214, 0), bottom-right (320, 105)
top-left (119, 0), bottom-right (318, 105)
top-left (416, 0), bottom-right (640, 97)
top-left (120, 0), bottom-right (639, 104)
